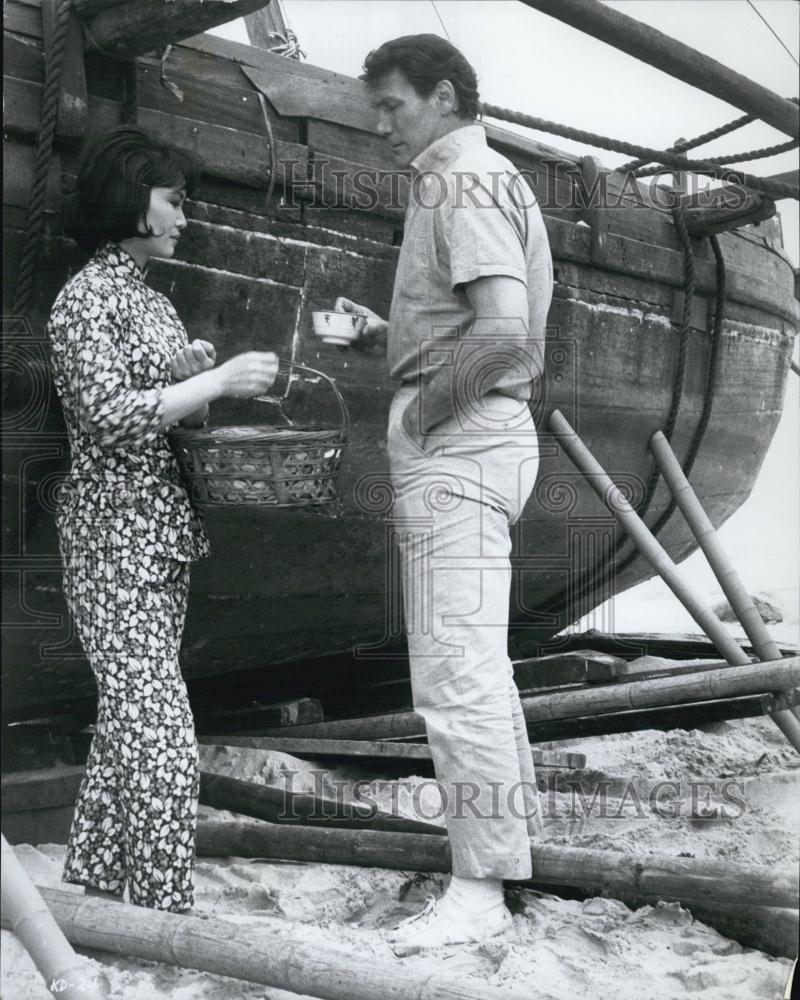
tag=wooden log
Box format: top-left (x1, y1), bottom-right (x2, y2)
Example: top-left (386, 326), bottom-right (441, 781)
top-left (196, 736), bottom-right (587, 771)
top-left (549, 409), bottom-right (800, 752)
top-left (82, 0), bottom-right (273, 60)
top-left (522, 0), bottom-right (800, 139)
top-left (678, 901), bottom-right (799, 961)
top-left (199, 770), bottom-right (445, 835)
top-left (0, 836), bottom-right (108, 1000)
top-left (254, 657), bottom-right (799, 740)
top-left (196, 819), bottom-right (799, 910)
top-left (9, 891), bottom-right (534, 1000)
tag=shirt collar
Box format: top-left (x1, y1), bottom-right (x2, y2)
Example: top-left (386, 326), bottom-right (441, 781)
top-left (410, 124), bottom-right (487, 177)
top-left (95, 241), bottom-right (146, 279)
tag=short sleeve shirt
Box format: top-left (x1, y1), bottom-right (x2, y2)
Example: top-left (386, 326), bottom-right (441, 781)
top-left (387, 124), bottom-right (553, 400)
top-left (47, 242), bottom-right (209, 562)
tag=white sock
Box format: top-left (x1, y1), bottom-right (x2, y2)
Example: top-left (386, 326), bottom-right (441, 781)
top-left (441, 875), bottom-right (505, 916)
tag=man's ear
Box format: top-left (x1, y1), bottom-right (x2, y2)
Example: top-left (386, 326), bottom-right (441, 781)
top-left (435, 79), bottom-right (458, 116)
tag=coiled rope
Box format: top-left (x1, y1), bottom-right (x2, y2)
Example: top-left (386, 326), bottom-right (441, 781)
top-left (481, 102), bottom-right (799, 200)
top-left (12, 0), bottom-right (73, 317)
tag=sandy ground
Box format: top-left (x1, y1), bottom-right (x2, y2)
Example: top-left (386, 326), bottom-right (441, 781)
top-left (3, 711), bottom-right (798, 1000)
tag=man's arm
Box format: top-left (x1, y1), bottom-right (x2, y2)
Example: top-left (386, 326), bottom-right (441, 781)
top-left (401, 274), bottom-right (542, 448)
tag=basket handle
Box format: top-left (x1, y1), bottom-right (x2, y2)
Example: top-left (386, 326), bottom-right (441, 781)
top-left (255, 359), bottom-right (349, 439)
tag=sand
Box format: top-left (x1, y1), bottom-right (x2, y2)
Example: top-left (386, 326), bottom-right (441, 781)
top-left (3, 713), bottom-right (797, 1000)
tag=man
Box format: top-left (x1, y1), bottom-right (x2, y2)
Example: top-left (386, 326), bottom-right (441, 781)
top-left (335, 34), bottom-right (553, 953)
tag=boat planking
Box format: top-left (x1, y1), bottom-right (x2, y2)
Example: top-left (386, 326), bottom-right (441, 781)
top-left (2, 0), bottom-right (798, 718)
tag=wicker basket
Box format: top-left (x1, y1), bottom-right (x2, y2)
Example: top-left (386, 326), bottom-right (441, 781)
top-left (170, 362), bottom-right (348, 509)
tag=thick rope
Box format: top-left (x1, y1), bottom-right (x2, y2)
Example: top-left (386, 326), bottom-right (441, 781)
top-left (481, 102), bottom-right (799, 200)
top-left (12, 0), bottom-right (73, 317)
top-left (613, 226), bottom-right (728, 582)
top-left (620, 111), bottom-right (757, 173)
top-left (634, 136), bottom-right (799, 177)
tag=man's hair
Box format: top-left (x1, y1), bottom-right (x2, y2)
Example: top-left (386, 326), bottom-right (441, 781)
top-left (360, 34), bottom-right (480, 120)
top-left (69, 126), bottom-right (200, 252)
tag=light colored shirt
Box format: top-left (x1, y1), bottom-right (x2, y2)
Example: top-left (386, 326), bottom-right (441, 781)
top-left (387, 123), bottom-right (553, 403)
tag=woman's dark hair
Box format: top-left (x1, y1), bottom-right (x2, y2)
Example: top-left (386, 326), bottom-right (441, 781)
top-left (69, 126), bottom-right (200, 252)
top-left (361, 34), bottom-right (480, 120)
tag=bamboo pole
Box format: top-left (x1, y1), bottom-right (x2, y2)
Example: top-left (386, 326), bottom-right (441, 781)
top-left (82, 0), bottom-right (273, 59)
top-left (0, 835), bottom-right (109, 1000)
top-left (650, 429), bottom-right (800, 722)
top-left (3, 887), bottom-right (533, 1000)
top-left (548, 409), bottom-right (800, 753)
top-left (521, 0), bottom-right (800, 139)
top-left (255, 656), bottom-right (799, 740)
top-left (195, 819), bottom-right (799, 911)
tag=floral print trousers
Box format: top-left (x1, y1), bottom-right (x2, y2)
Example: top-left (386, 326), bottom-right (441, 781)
top-left (60, 528), bottom-right (199, 911)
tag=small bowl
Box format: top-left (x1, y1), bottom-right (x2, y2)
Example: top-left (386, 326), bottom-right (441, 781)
top-left (311, 310), bottom-right (367, 346)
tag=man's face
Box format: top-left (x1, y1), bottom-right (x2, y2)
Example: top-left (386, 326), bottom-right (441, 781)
top-left (369, 68), bottom-right (450, 167)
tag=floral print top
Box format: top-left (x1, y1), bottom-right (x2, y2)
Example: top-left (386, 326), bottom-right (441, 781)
top-left (47, 242), bottom-right (209, 561)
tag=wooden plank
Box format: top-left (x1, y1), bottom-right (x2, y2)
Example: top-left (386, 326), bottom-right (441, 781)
top-left (309, 151), bottom-right (406, 218)
top-left (136, 106), bottom-right (308, 190)
top-left (135, 58), bottom-right (300, 144)
top-left (3, 33), bottom-right (45, 83)
top-left (196, 735), bottom-right (587, 770)
top-left (3, 143), bottom-right (61, 211)
top-left (513, 649), bottom-right (627, 687)
top-left (306, 118), bottom-right (397, 171)
top-left (41, 2), bottom-right (88, 136)
top-left (3, 0), bottom-right (43, 40)
top-left (549, 630), bottom-right (799, 662)
top-left (3, 74), bottom-right (120, 136)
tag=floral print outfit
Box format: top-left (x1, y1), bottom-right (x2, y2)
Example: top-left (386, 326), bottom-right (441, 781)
top-left (48, 242), bottom-right (209, 911)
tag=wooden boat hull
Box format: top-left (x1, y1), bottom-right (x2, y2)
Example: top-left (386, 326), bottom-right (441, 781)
top-left (2, 8), bottom-right (797, 717)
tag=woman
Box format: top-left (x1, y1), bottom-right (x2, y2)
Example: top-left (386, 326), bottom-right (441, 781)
top-left (48, 126), bottom-right (277, 912)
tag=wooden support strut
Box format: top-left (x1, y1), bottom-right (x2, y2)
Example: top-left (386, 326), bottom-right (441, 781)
top-left (548, 409), bottom-right (800, 753)
top-left (650, 429), bottom-right (800, 723)
top-left (521, 0), bottom-right (800, 140)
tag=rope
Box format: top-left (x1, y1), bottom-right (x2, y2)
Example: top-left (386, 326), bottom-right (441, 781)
top-left (255, 91), bottom-right (278, 212)
top-left (633, 136), bottom-right (799, 177)
top-left (619, 112), bottom-right (757, 173)
top-left (12, 0), bottom-right (73, 317)
top-left (481, 102), bottom-right (799, 200)
top-left (614, 223), bottom-right (728, 581)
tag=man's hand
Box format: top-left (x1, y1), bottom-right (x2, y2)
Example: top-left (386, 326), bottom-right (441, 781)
top-left (334, 297), bottom-right (388, 355)
top-left (171, 340), bottom-right (217, 381)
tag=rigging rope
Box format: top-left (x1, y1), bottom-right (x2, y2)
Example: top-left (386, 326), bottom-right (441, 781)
top-left (12, 0), bottom-right (73, 317)
top-left (633, 136), bottom-right (799, 177)
top-left (481, 102), bottom-right (799, 200)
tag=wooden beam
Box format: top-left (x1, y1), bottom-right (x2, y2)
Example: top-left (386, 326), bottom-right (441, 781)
top-left (243, 1), bottom-right (287, 50)
top-left (82, 0), bottom-right (273, 59)
top-left (5, 887), bottom-right (531, 1000)
top-left (521, 0), bottom-right (800, 139)
top-left (41, 1), bottom-right (88, 137)
top-left (196, 819), bottom-right (799, 910)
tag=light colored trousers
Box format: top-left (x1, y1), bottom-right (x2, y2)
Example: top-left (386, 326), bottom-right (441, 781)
top-left (388, 386), bottom-right (543, 880)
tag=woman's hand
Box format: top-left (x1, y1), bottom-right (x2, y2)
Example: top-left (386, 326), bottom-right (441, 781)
top-left (334, 297), bottom-right (388, 355)
top-left (214, 351), bottom-right (280, 398)
top-left (171, 340), bottom-right (217, 381)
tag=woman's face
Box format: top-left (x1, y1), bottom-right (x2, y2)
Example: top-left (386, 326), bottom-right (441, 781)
top-left (125, 183), bottom-right (188, 265)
